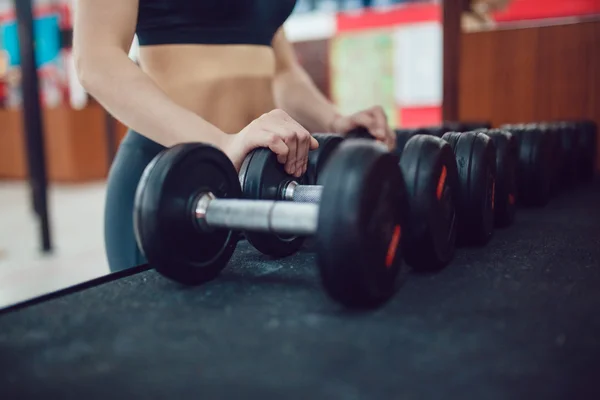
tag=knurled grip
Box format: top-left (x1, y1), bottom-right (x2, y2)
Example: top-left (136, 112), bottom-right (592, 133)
top-left (292, 185), bottom-right (323, 204)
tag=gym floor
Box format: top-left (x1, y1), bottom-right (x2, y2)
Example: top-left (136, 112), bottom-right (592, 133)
top-left (1, 180), bottom-right (599, 399)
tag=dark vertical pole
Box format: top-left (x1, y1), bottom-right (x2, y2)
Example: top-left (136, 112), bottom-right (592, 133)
top-left (14, 0), bottom-right (52, 253)
top-left (442, 0), bottom-right (469, 122)
top-left (105, 109), bottom-right (117, 168)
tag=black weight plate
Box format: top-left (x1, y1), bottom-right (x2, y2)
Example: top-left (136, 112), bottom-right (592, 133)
top-left (134, 143), bottom-right (240, 284)
top-left (394, 129), bottom-right (421, 158)
top-left (484, 129), bottom-right (518, 227)
top-left (538, 124), bottom-right (564, 196)
top-left (307, 133), bottom-right (344, 185)
top-left (501, 125), bottom-right (531, 203)
top-left (316, 140), bottom-right (408, 308)
top-left (441, 131), bottom-right (496, 246)
top-left (532, 124), bottom-right (559, 203)
top-left (573, 120), bottom-right (597, 182)
top-left (503, 126), bottom-right (532, 205)
top-left (347, 127), bottom-right (424, 160)
top-left (508, 126), bottom-right (553, 207)
top-left (556, 122), bottom-right (579, 188)
top-left (345, 126), bottom-right (374, 140)
top-left (442, 121), bottom-right (465, 133)
top-left (239, 148), bottom-right (308, 258)
top-left (419, 126), bottom-right (447, 138)
top-left (461, 121), bottom-right (492, 132)
top-left (583, 120), bottom-right (598, 181)
top-left (400, 135), bottom-right (459, 271)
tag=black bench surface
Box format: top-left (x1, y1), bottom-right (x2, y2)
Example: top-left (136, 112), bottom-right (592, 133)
top-left (1, 183), bottom-right (600, 400)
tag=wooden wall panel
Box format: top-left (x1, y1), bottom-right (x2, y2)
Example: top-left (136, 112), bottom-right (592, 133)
top-left (593, 21), bottom-right (600, 169)
top-left (0, 108), bottom-right (77, 181)
top-left (0, 104), bottom-right (111, 182)
top-left (460, 19), bottom-right (600, 171)
top-left (70, 106), bottom-right (109, 181)
top-left (587, 22), bottom-right (600, 121)
top-left (534, 24), bottom-right (589, 121)
top-left (458, 31), bottom-right (494, 122)
top-left (0, 111), bottom-right (27, 179)
top-left (493, 28), bottom-right (540, 124)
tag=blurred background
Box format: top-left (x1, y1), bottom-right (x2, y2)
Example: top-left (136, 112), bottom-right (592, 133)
top-left (0, 0), bottom-right (598, 308)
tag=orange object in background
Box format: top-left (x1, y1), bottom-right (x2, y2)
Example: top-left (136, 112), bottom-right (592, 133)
top-left (493, 0), bottom-right (600, 23)
top-left (0, 102), bottom-right (127, 182)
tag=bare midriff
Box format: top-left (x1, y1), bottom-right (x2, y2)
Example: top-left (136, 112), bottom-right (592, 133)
top-left (139, 44), bottom-right (277, 135)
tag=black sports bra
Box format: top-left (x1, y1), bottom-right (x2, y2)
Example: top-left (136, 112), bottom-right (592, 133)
top-left (136, 0), bottom-right (297, 47)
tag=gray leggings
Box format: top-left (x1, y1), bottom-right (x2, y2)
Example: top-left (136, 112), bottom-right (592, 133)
top-left (104, 130), bottom-right (165, 272)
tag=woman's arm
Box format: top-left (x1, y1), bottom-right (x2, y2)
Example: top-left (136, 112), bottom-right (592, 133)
top-left (271, 28), bottom-right (395, 150)
top-left (271, 28), bottom-right (340, 134)
top-left (73, 0), bottom-right (227, 149)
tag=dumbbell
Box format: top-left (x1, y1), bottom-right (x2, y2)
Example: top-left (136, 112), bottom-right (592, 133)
top-left (434, 125), bottom-right (519, 226)
top-left (238, 146), bottom-right (323, 258)
top-left (440, 131), bottom-right (496, 246)
top-left (397, 124), bottom-right (449, 139)
top-left (575, 120), bottom-right (598, 182)
top-left (306, 133), bottom-right (345, 185)
top-left (543, 120), bottom-right (597, 187)
top-left (501, 124), bottom-right (554, 207)
top-left (405, 121), bottom-right (492, 138)
top-left (394, 128), bottom-right (498, 244)
top-left (534, 123), bottom-right (564, 196)
top-left (550, 120), bottom-right (597, 187)
top-left (392, 127), bottom-right (501, 241)
top-left (460, 121), bottom-right (493, 132)
top-left (133, 140), bottom-right (407, 308)
top-left (555, 122), bottom-right (580, 189)
top-left (467, 129), bottom-right (519, 228)
top-left (412, 126), bottom-right (448, 138)
top-left (313, 128), bottom-right (460, 271)
top-left (239, 136), bottom-right (411, 258)
top-left (397, 134), bottom-right (460, 269)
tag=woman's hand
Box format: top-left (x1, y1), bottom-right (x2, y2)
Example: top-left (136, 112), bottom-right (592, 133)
top-left (329, 106), bottom-right (396, 151)
top-left (222, 109), bottom-right (319, 177)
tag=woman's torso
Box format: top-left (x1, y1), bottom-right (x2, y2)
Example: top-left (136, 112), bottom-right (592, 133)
top-left (135, 0), bottom-right (297, 134)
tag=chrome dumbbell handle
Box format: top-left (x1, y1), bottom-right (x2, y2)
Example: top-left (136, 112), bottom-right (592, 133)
top-left (195, 193), bottom-right (319, 236)
top-left (282, 181), bottom-right (323, 204)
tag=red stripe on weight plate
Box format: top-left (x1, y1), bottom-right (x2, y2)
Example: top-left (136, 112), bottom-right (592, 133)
top-left (436, 166), bottom-right (447, 201)
top-left (385, 225), bottom-right (402, 269)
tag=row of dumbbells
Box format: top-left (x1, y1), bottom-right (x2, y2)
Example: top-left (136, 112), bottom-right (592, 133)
top-left (132, 119), bottom-right (597, 309)
top-left (411, 119), bottom-right (597, 206)
top-left (237, 118), bottom-right (598, 296)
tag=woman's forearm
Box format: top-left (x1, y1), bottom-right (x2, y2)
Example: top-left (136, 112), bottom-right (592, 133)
top-left (273, 67), bottom-right (341, 134)
top-left (76, 48), bottom-right (228, 149)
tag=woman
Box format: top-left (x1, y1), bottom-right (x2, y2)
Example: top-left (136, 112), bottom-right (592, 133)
top-left (73, 0), bottom-right (396, 272)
